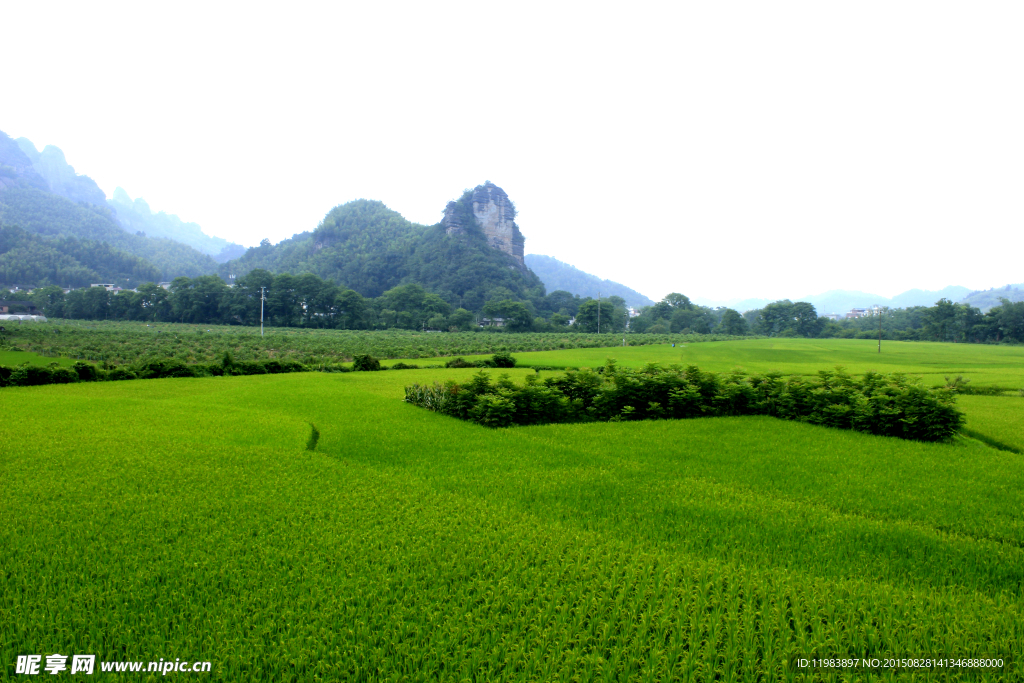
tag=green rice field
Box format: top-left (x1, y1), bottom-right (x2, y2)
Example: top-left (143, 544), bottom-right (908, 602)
top-left (411, 338), bottom-right (1024, 389)
top-left (2, 339), bottom-right (1023, 681)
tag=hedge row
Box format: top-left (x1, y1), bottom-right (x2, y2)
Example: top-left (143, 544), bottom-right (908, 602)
top-left (0, 357), bottom-right (312, 388)
top-left (405, 362), bottom-right (966, 442)
top-left (0, 351), bottom-right (517, 389)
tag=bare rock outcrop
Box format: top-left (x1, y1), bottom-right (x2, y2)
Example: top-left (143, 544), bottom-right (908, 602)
top-left (443, 181), bottom-right (525, 265)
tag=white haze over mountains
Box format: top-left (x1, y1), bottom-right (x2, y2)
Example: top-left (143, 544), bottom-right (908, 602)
top-left (3, 2), bottom-right (1022, 303)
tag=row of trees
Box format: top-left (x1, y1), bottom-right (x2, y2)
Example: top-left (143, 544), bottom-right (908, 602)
top-left (4, 270), bottom-right (622, 332)
top-left (737, 297), bottom-right (1024, 344)
top-left (614, 293), bottom-right (1024, 344)
top-left (6, 272), bottom-right (1024, 343)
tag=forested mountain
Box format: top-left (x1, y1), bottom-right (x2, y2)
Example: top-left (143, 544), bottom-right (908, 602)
top-left (0, 221), bottom-right (161, 288)
top-left (0, 129), bottom-right (219, 281)
top-left (2, 130), bottom-right (242, 265)
top-left (14, 139), bottom-right (107, 206)
top-left (0, 135), bottom-right (48, 192)
top-left (960, 284), bottom-right (1024, 311)
top-left (0, 186), bottom-right (217, 279)
top-left (524, 254), bottom-right (654, 308)
top-left (109, 188), bottom-right (244, 261)
top-left (221, 188), bottom-right (546, 312)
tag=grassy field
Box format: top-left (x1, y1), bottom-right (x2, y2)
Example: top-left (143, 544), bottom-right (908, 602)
top-left (445, 339), bottom-right (1024, 389)
top-left (2, 346), bottom-right (1023, 681)
top-left (959, 395), bottom-right (1024, 453)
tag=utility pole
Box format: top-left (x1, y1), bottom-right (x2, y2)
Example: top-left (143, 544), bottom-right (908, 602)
top-left (260, 287), bottom-right (266, 337)
top-left (597, 291), bottom-right (601, 334)
top-left (876, 305), bottom-right (882, 353)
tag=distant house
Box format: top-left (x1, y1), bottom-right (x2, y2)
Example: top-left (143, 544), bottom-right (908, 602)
top-left (846, 307), bottom-right (882, 319)
top-left (479, 317), bottom-right (506, 328)
top-left (90, 283), bottom-right (117, 291)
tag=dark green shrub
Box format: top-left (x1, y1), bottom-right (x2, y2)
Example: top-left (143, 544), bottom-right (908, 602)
top-left (352, 354), bottom-right (381, 371)
top-left (491, 352), bottom-right (517, 368)
top-left (49, 366), bottom-right (79, 384)
top-left (262, 360), bottom-right (285, 374)
top-left (405, 364), bottom-right (965, 441)
top-left (444, 357), bottom-right (478, 369)
top-left (107, 367), bottom-right (137, 381)
top-left (233, 361), bottom-right (267, 375)
top-left (8, 365), bottom-right (54, 387)
top-left (72, 361), bottom-right (98, 382)
top-left (133, 359), bottom-right (198, 379)
top-left (390, 362), bottom-right (420, 370)
top-left (0, 365), bottom-right (12, 387)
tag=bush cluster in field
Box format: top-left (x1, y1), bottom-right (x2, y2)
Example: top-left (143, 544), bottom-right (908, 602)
top-left (406, 362), bottom-right (966, 441)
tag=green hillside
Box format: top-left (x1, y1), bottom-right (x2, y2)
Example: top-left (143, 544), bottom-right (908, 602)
top-left (0, 221), bottom-right (161, 288)
top-left (524, 254), bottom-right (654, 308)
top-left (960, 283), bottom-right (1024, 311)
top-left (222, 190), bottom-right (545, 310)
top-left (0, 186), bottom-right (216, 280)
top-left (110, 187), bottom-right (244, 261)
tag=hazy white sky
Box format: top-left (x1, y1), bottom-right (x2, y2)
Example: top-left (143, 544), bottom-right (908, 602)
top-left (5, 2), bottom-right (1022, 302)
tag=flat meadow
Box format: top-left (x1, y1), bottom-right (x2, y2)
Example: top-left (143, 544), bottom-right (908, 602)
top-left (2, 337), bottom-right (1023, 681)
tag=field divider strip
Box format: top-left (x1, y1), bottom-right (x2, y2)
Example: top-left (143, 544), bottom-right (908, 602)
top-left (961, 428), bottom-right (1023, 455)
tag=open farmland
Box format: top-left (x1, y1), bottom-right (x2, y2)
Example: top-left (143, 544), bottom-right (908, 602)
top-left (958, 395), bottom-right (1024, 453)
top-left (1, 319), bottom-right (733, 367)
top-left (492, 339), bottom-right (1024, 389)
top-left (3, 343), bottom-right (1023, 681)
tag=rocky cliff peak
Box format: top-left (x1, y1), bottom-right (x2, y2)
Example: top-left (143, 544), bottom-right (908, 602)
top-left (443, 181), bottom-right (525, 266)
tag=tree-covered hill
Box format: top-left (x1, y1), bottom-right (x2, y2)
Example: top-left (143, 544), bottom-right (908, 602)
top-left (960, 284), bottom-right (1024, 312)
top-left (15, 138), bottom-right (108, 206)
top-left (3, 129), bottom-right (243, 266)
top-left (220, 190), bottom-right (546, 311)
top-left (109, 187), bottom-right (244, 261)
top-left (0, 186), bottom-right (217, 279)
top-left (524, 254), bottom-right (654, 309)
top-left (0, 221), bottom-right (161, 288)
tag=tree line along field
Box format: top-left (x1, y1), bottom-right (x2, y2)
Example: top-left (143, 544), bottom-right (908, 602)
top-left (0, 320), bottom-right (739, 367)
top-left (2, 343), bottom-right (1023, 680)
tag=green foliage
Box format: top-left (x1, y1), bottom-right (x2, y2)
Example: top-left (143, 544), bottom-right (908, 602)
top-left (0, 222), bottom-right (162, 288)
top-left (3, 348), bottom-right (1024, 678)
top-left (6, 320), bottom-right (727, 367)
top-left (408, 364), bottom-right (965, 441)
top-left (351, 354), bottom-right (381, 372)
top-left (219, 195), bottom-right (546, 312)
top-left (490, 351), bottom-right (516, 368)
top-left (0, 187), bottom-right (217, 279)
top-left (523, 254), bottom-right (655, 308)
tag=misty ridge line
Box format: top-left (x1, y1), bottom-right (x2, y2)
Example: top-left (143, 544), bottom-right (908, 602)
top-left (1, 127), bottom-right (1021, 313)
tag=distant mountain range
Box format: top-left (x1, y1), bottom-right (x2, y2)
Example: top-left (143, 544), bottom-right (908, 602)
top-left (1, 129), bottom-right (220, 286)
top-left (695, 284), bottom-right (1021, 314)
top-left (3, 130), bottom-right (243, 261)
top-left (524, 255), bottom-right (654, 309)
top-left (960, 284), bottom-right (1024, 311)
top-left (109, 187), bottom-right (244, 262)
top-left (2, 128), bottom-right (1018, 314)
